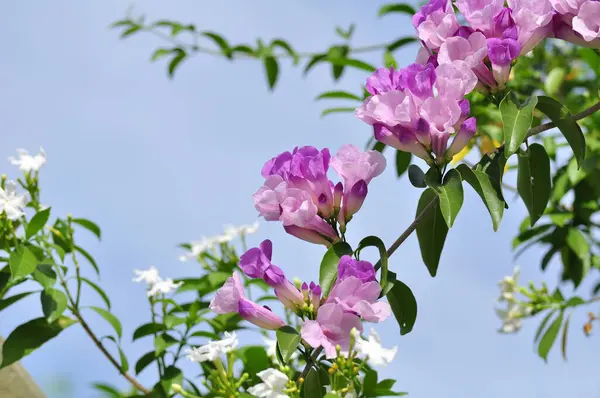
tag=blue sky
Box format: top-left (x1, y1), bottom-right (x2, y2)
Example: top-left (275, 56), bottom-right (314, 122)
top-left (1, 0), bottom-right (598, 397)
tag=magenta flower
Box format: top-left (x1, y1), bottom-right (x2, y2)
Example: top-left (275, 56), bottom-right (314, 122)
top-left (355, 90), bottom-right (418, 129)
top-left (446, 117), bottom-right (478, 158)
top-left (573, 1), bottom-right (600, 41)
top-left (415, 0), bottom-right (459, 50)
top-left (373, 125), bottom-right (433, 162)
top-left (337, 255), bottom-right (376, 283)
top-left (210, 272), bottom-right (246, 314)
top-left (400, 63), bottom-right (437, 99)
top-left (550, 0), bottom-right (585, 15)
top-left (238, 299), bottom-right (286, 330)
top-left (455, 0), bottom-right (505, 33)
top-left (366, 67), bottom-right (404, 95)
top-left (301, 303), bottom-right (363, 358)
top-left (492, 7), bottom-right (518, 39)
top-left (508, 0), bottom-right (553, 54)
top-left (487, 37), bottom-right (521, 87)
top-left (239, 239), bottom-right (273, 278)
top-left (280, 188), bottom-right (338, 241)
top-left (434, 61), bottom-right (478, 100)
top-left (330, 144), bottom-right (386, 195)
top-left (326, 277), bottom-right (392, 323)
top-left (437, 32), bottom-right (488, 69)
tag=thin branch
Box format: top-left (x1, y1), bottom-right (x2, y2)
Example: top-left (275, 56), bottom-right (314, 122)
top-left (298, 347), bottom-right (323, 382)
top-left (527, 99), bottom-right (600, 138)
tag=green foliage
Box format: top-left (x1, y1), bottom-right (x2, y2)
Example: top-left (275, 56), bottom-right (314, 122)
top-left (501, 94), bottom-right (538, 157)
top-left (456, 164), bottom-right (505, 231)
top-left (386, 277), bottom-right (417, 335)
top-left (395, 151), bottom-right (411, 179)
top-left (517, 143), bottom-right (551, 227)
top-left (319, 241), bottom-right (353, 296)
top-left (26, 207), bottom-right (51, 239)
top-left (415, 189), bottom-right (447, 277)
top-left (408, 164), bottom-right (426, 188)
top-left (276, 326), bottom-right (301, 365)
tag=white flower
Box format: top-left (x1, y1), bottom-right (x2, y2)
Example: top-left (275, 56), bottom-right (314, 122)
top-left (147, 278), bottom-right (183, 297)
top-left (354, 329), bottom-right (397, 367)
top-left (0, 181), bottom-right (27, 220)
top-left (495, 303), bottom-right (531, 334)
top-left (264, 337), bottom-right (298, 361)
top-left (224, 221), bottom-right (260, 240)
top-left (498, 266), bottom-right (520, 302)
top-left (247, 368), bottom-right (289, 398)
top-left (8, 148), bottom-right (47, 172)
top-left (133, 266), bottom-right (161, 285)
top-left (186, 332), bottom-right (239, 363)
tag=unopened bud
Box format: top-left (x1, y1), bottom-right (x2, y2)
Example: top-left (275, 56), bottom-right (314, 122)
top-left (584, 322), bottom-right (593, 336)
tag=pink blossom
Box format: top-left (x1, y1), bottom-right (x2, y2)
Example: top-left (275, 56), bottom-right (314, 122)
top-left (455, 0), bottom-right (504, 33)
top-left (330, 144), bottom-right (386, 194)
top-left (437, 32), bottom-right (488, 68)
top-left (373, 125), bottom-right (432, 162)
top-left (253, 175), bottom-right (288, 221)
top-left (366, 67), bottom-right (404, 95)
top-left (238, 299), bottom-right (286, 330)
top-left (210, 272), bottom-right (246, 314)
top-left (419, 97), bottom-right (462, 155)
top-left (446, 117), bottom-right (477, 158)
top-left (327, 277), bottom-right (392, 323)
top-left (355, 90), bottom-right (418, 128)
top-left (573, 1), bottom-right (600, 41)
top-left (508, 0), bottom-right (554, 54)
top-left (300, 303), bottom-right (363, 358)
top-left (415, 0), bottom-right (459, 49)
top-left (550, 0), bottom-right (585, 15)
top-left (279, 188), bottom-right (337, 240)
top-left (434, 61), bottom-right (478, 99)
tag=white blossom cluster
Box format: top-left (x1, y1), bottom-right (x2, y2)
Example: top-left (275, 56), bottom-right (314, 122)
top-left (133, 266), bottom-right (182, 297)
top-left (179, 221), bottom-right (259, 262)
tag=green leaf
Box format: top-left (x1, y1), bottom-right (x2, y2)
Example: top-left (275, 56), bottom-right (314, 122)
top-left (0, 316), bottom-right (76, 368)
top-left (120, 25), bottom-right (141, 38)
top-left (435, 169), bottom-right (464, 228)
top-left (408, 164), bottom-right (426, 188)
top-left (276, 326), bottom-right (301, 365)
top-left (456, 164), bottom-right (505, 231)
top-left (517, 143), bottom-right (551, 226)
top-left (386, 280), bottom-right (417, 335)
top-left (415, 189), bottom-right (447, 277)
top-left (91, 383), bottom-right (121, 398)
top-left (133, 322), bottom-right (167, 341)
top-left (329, 58), bottom-right (376, 73)
top-left (135, 350), bottom-right (157, 375)
top-left (264, 56), bottom-right (279, 90)
top-left (71, 218), bottom-right (102, 240)
top-left (387, 37), bottom-right (417, 52)
top-left (80, 277), bottom-right (111, 310)
top-left (202, 32), bottom-right (232, 58)
top-left (0, 291), bottom-right (35, 312)
top-left (9, 246), bottom-right (38, 279)
top-left (304, 54), bottom-right (328, 75)
top-left (395, 151), bottom-right (411, 178)
top-left (319, 242), bottom-right (353, 296)
top-left (168, 48), bottom-right (187, 78)
top-left (538, 311), bottom-right (564, 361)
top-left (26, 207), bottom-right (51, 239)
top-left (118, 346), bottom-right (129, 372)
top-left (303, 368), bottom-right (324, 398)
top-left (500, 94), bottom-right (538, 157)
top-left (232, 45), bottom-right (256, 56)
top-left (378, 3), bottom-right (416, 17)
top-left (543, 135), bottom-right (557, 160)
top-left (536, 96), bottom-right (586, 167)
top-left (544, 68), bottom-right (566, 96)
top-left (154, 334), bottom-right (177, 356)
top-left (566, 228), bottom-right (590, 263)
top-left (160, 366), bottom-right (183, 395)
top-left (271, 39), bottom-right (298, 64)
top-left (321, 107), bottom-right (356, 117)
top-left (377, 379), bottom-right (396, 390)
top-left (240, 346), bottom-right (270, 379)
top-left (89, 306), bottom-right (122, 340)
top-left (150, 48), bottom-right (172, 62)
top-left (363, 370), bottom-right (378, 396)
top-left (32, 264), bottom-right (57, 289)
top-left (315, 91), bottom-right (361, 101)
top-left (383, 51), bottom-right (397, 69)
top-left (74, 245), bottom-right (100, 275)
top-left (561, 311), bottom-right (571, 361)
top-left (356, 236), bottom-right (388, 290)
top-left (535, 311), bottom-right (556, 342)
top-left (41, 288), bottom-right (67, 323)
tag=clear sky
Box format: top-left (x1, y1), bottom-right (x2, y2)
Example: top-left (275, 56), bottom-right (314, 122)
top-left (1, 1), bottom-right (598, 397)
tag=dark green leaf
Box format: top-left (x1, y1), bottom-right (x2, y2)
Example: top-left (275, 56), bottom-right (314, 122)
top-left (372, 141), bottom-right (386, 153)
top-left (456, 164), bottom-right (505, 231)
top-left (408, 164), bottom-right (426, 188)
top-left (240, 346), bottom-right (270, 379)
top-left (120, 25), bottom-right (141, 38)
top-left (386, 280), bottom-right (417, 335)
top-left (232, 45), bottom-right (256, 56)
top-left (319, 242), bottom-right (353, 296)
top-left (9, 246), bottom-right (38, 279)
top-left (160, 366), bottom-right (183, 394)
top-left (32, 264), bottom-right (57, 289)
top-left (561, 312), bottom-right (571, 361)
top-left (356, 236), bottom-right (388, 289)
top-left (435, 169), bottom-right (464, 228)
top-left (91, 383), bottom-right (121, 398)
top-left (395, 151), bottom-right (411, 178)
top-left (564, 297), bottom-right (585, 307)
top-left (89, 306), bottom-right (122, 339)
top-left (378, 3), bottom-right (417, 17)
top-left (80, 277), bottom-right (111, 310)
top-left (41, 288), bottom-right (67, 323)
top-left (135, 351), bottom-right (157, 375)
top-left (71, 218), bottom-right (102, 239)
top-left (512, 224), bottom-right (553, 249)
top-left (276, 326), bottom-right (301, 365)
top-left (264, 56), bottom-right (279, 90)
top-left (303, 368), bottom-right (323, 398)
top-left (500, 94), bottom-right (538, 157)
top-left (133, 322), bottom-right (167, 341)
top-left (271, 39), bottom-right (298, 64)
top-left (517, 143), bottom-right (551, 226)
top-left (387, 37), bottom-right (417, 52)
top-left (0, 316), bottom-right (76, 368)
top-left (168, 49), bottom-right (187, 78)
top-left (535, 311), bottom-right (556, 342)
top-left (315, 91), bottom-right (361, 101)
top-left (566, 228), bottom-right (590, 263)
top-left (150, 48), bottom-right (172, 62)
top-left (0, 291), bottom-right (35, 312)
top-left (304, 54), bottom-right (328, 75)
top-left (536, 96), bottom-right (586, 167)
top-left (202, 32), bottom-right (232, 58)
top-left (74, 245), bottom-right (100, 275)
top-left (377, 379), bottom-right (396, 390)
top-left (363, 370), bottom-right (378, 396)
top-left (321, 107), bottom-right (356, 117)
top-left (415, 189), bottom-right (446, 277)
top-left (538, 311), bottom-right (564, 361)
top-left (329, 58), bottom-right (376, 73)
top-left (26, 207), bottom-right (51, 239)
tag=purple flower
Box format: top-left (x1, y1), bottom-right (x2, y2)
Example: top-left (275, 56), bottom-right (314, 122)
top-left (326, 276), bottom-right (392, 323)
top-left (337, 255), bottom-right (376, 283)
top-left (550, 0), bottom-right (585, 15)
top-left (209, 272), bottom-right (246, 314)
top-left (300, 303), bottom-right (363, 358)
top-left (330, 144), bottom-right (386, 195)
top-left (455, 26), bottom-right (476, 39)
top-left (400, 63), bottom-right (437, 99)
top-left (239, 239), bottom-right (273, 278)
top-left (415, 0), bottom-right (459, 50)
top-left (573, 1), bottom-right (600, 41)
top-left (238, 298), bottom-right (286, 330)
top-left (355, 90), bottom-right (418, 129)
top-left (508, 0), bottom-right (553, 54)
top-left (373, 124), bottom-right (432, 162)
top-left (366, 67), bottom-right (404, 95)
top-left (261, 151), bottom-right (292, 179)
top-left (492, 7), bottom-right (517, 38)
top-left (434, 61), bottom-right (478, 99)
top-left (288, 146), bottom-right (334, 217)
top-left (283, 225), bottom-right (333, 246)
top-left (279, 188), bottom-right (338, 241)
top-left (412, 0), bottom-right (446, 27)
top-left (343, 180), bottom-right (368, 220)
top-left (310, 284), bottom-right (322, 312)
top-left (446, 117), bottom-right (477, 158)
top-left (487, 38), bottom-right (520, 66)
top-left (455, 0), bottom-right (505, 33)
top-left (437, 32), bottom-right (488, 69)
top-left (419, 97), bottom-right (462, 155)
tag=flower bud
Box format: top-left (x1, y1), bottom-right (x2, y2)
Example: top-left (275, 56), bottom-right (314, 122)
top-left (283, 225), bottom-right (331, 246)
top-left (333, 182), bottom-right (343, 211)
top-left (343, 180), bottom-right (368, 220)
top-left (446, 117), bottom-right (476, 159)
top-left (415, 118), bottom-right (431, 147)
top-left (310, 284), bottom-right (322, 312)
top-left (302, 282), bottom-right (309, 300)
top-left (238, 298), bottom-right (286, 330)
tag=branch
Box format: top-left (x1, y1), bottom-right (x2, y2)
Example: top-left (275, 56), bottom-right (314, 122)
top-left (297, 346), bottom-right (323, 382)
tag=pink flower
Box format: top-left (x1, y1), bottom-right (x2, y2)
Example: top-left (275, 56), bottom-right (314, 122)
top-left (210, 272), bottom-right (246, 314)
top-left (366, 67), bottom-right (404, 95)
top-left (437, 32), bottom-right (488, 68)
top-left (373, 125), bottom-right (433, 162)
top-left (301, 303), bottom-right (363, 358)
top-left (420, 97), bottom-right (462, 155)
top-left (330, 144), bottom-right (386, 195)
top-left (446, 117), bottom-right (477, 158)
top-left (550, 0), bottom-right (585, 15)
top-left (280, 188), bottom-right (338, 241)
top-left (434, 61), bottom-right (478, 99)
top-left (455, 0), bottom-right (505, 33)
top-left (355, 90), bottom-right (417, 128)
top-left (238, 299), bottom-right (286, 330)
top-left (573, 1), bottom-right (600, 41)
top-left (508, 0), bottom-right (554, 54)
top-left (253, 175), bottom-right (288, 221)
top-left (326, 277), bottom-right (391, 323)
top-left (415, 0), bottom-right (459, 50)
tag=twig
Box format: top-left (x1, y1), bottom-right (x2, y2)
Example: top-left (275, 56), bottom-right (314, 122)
top-left (298, 347), bottom-right (323, 382)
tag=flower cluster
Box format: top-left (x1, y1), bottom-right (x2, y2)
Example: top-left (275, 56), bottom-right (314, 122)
top-left (179, 221), bottom-right (259, 262)
top-left (133, 266), bottom-right (183, 297)
top-left (253, 144), bottom-right (386, 245)
top-left (0, 179), bottom-right (27, 221)
top-left (495, 267), bottom-right (533, 333)
top-left (210, 240), bottom-right (391, 358)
